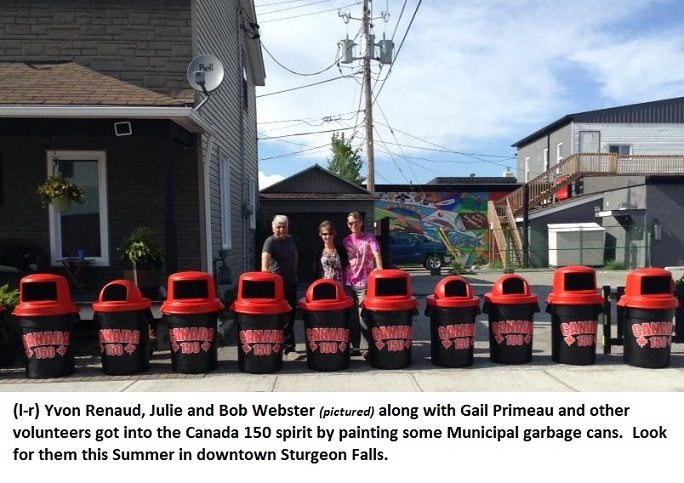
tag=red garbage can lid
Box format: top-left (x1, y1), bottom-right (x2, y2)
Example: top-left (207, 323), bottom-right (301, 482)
top-left (617, 268), bottom-right (679, 309)
top-left (93, 279), bottom-right (152, 313)
top-left (230, 271), bottom-right (291, 315)
top-left (361, 269), bottom-right (418, 311)
top-left (546, 265), bottom-right (604, 305)
top-left (299, 279), bottom-right (353, 311)
top-left (426, 275), bottom-right (480, 308)
top-left (12, 273), bottom-right (79, 317)
top-left (484, 274), bottom-right (538, 305)
top-left (160, 271), bottom-right (224, 314)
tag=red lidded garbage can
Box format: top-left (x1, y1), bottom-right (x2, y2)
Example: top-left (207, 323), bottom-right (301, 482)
top-left (13, 274), bottom-right (78, 378)
top-left (299, 279), bottom-right (353, 371)
top-left (161, 271), bottom-right (223, 374)
top-left (92, 280), bottom-right (152, 375)
top-left (483, 274), bottom-right (539, 364)
top-left (617, 268), bottom-right (678, 368)
top-left (361, 269), bottom-right (418, 369)
top-left (425, 275), bottom-right (480, 367)
top-left (230, 272), bottom-right (290, 374)
top-left (546, 266), bottom-right (604, 365)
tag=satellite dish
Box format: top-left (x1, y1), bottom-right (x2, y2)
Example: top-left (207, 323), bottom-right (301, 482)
top-left (187, 54), bottom-right (225, 93)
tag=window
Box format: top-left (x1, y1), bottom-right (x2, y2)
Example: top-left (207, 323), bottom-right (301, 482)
top-left (219, 149), bottom-right (232, 250)
top-left (556, 143), bottom-right (563, 163)
top-left (609, 144), bottom-right (631, 156)
top-left (47, 150), bottom-right (108, 266)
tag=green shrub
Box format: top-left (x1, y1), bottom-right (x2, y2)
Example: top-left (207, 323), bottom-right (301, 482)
top-left (0, 284), bottom-right (20, 341)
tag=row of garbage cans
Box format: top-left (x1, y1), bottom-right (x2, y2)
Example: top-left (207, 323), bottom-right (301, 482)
top-left (4, 266), bottom-right (680, 379)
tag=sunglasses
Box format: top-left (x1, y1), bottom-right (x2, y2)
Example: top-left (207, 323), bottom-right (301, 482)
top-left (320, 232), bottom-right (331, 237)
top-left (347, 221), bottom-right (361, 226)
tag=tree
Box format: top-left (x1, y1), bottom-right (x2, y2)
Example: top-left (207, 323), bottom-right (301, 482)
top-left (327, 132), bottom-right (364, 186)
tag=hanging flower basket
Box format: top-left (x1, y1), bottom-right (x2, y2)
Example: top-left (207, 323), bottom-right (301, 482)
top-left (36, 176), bottom-right (86, 210)
top-left (50, 197), bottom-right (71, 212)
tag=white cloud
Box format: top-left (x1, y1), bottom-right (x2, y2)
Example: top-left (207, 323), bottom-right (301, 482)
top-left (256, 0), bottom-right (684, 181)
top-left (258, 170), bottom-right (285, 189)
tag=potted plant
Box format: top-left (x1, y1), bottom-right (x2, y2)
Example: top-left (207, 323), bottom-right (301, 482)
top-left (0, 284), bottom-right (20, 367)
top-left (118, 227), bottom-right (165, 300)
top-left (37, 175), bottom-right (86, 212)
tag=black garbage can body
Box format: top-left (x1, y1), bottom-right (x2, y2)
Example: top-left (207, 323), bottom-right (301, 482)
top-left (618, 269), bottom-right (678, 368)
top-left (425, 276), bottom-right (480, 367)
top-left (93, 280), bottom-right (152, 375)
top-left (483, 274), bottom-right (539, 364)
top-left (546, 266), bottom-right (604, 365)
top-left (161, 272), bottom-right (224, 374)
top-left (299, 279), bottom-right (353, 371)
top-left (231, 272), bottom-right (290, 374)
top-left (13, 274), bottom-right (78, 378)
top-left (361, 270), bottom-right (418, 370)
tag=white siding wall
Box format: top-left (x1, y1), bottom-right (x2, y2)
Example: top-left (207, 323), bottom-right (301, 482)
top-left (572, 123), bottom-right (684, 155)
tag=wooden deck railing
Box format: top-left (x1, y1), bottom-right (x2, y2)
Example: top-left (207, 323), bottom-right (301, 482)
top-left (498, 153), bottom-right (684, 216)
top-left (486, 152), bottom-right (684, 267)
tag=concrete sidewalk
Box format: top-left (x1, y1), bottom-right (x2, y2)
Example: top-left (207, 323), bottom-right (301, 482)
top-left (2, 269), bottom-right (683, 392)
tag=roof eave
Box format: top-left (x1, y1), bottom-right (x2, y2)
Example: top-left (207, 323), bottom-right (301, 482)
top-left (240, 0), bottom-right (266, 86)
top-left (0, 104), bottom-right (209, 133)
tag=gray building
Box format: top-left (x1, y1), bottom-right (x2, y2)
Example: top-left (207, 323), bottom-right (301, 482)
top-left (507, 98), bottom-right (684, 268)
top-left (259, 165), bottom-right (376, 282)
top-left (0, 0), bottom-right (265, 296)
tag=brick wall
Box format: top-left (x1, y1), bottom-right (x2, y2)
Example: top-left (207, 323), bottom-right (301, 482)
top-left (0, 0), bottom-right (193, 98)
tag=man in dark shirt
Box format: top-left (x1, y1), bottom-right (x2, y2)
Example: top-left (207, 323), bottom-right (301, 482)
top-left (261, 214), bottom-right (300, 360)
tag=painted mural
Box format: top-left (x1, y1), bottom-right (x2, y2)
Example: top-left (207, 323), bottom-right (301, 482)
top-left (376, 191), bottom-right (508, 266)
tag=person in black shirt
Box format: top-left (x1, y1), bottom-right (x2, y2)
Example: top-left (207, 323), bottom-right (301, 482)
top-left (261, 214), bottom-right (300, 360)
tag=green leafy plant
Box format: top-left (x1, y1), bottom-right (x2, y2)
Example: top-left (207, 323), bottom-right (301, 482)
top-left (0, 284), bottom-right (20, 341)
top-left (36, 175), bottom-right (86, 206)
top-left (449, 260), bottom-right (476, 275)
top-left (118, 227), bottom-right (165, 266)
top-left (604, 260), bottom-right (626, 270)
top-left (0, 284), bottom-right (19, 313)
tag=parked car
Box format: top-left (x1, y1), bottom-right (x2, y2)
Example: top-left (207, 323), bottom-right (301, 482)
top-left (389, 232), bottom-right (450, 270)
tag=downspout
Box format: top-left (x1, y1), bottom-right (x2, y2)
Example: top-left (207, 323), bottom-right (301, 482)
top-left (238, 8), bottom-right (247, 271)
top-left (203, 133), bottom-right (215, 272)
top-left (165, 125), bottom-right (178, 274)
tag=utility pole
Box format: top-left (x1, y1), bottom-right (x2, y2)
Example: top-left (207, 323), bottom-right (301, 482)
top-left (338, 0), bottom-right (393, 193)
top-left (362, 0), bottom-right (375, 192)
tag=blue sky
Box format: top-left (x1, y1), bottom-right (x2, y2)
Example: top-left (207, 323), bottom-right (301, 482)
top-left (255, 0), bottom-right (684, 188)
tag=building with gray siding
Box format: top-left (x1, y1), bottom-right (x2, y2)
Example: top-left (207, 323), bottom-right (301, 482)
top-left (0, 0), bottom-right (264, 297)
top-left (510, 97), bottom-right (684, 268)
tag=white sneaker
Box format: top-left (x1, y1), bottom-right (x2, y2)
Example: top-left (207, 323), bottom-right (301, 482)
top-left (284, 351), bottom-right (301, 361)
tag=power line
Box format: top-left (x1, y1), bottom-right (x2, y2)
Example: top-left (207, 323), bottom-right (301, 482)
top-left (375, 101), bottom-right (419, 181)
top-left (373, 120), bottom-right (514, 159)
top-left (258, 0), bottom-right (332, 16)
top-left (259, 143), bottom-right (330, 161)
top-left (260, 1), bottom-right (361, 23)
top-left (256, 75), bottom-right (352, 97)
top-left (259, 126), bottom-right (356, 140)
top-left (256, 0), bottom-right (315, 7)
top-left (373, 126), bottom-right (411, 184)
top-left (261, 40), bottom-right (339, 76)
top-left (371, 0), bottom-right (421, 105)
top-left (258, 110), bottom-right (360, 124)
